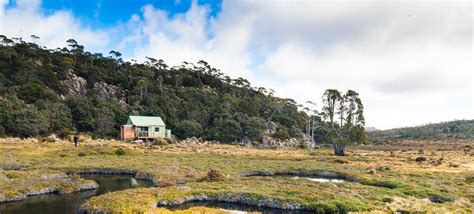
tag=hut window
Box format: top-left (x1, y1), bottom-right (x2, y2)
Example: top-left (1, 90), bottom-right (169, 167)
top-left (155, 127), bottom-right (160, 132)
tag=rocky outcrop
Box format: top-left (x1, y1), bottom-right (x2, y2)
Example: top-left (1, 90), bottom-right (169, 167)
top-left (259, 137), bottom-right (301, 149)
top-left (60, 70), bottom-right (127, 107)
top-left (92, 82), bottom-right (127, 107)
top-left (61, 70), bottom-right (87, 96)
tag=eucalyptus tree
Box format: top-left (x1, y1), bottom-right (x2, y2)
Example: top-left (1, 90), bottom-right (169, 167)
top-left (109, 50), bottom-right (122, 61)
top-left (30, 35), bottom-right (40, 44)
top-left (137, 78), bottom-right (148, 101)
top-left (321, 89), bottom-right (365, 156)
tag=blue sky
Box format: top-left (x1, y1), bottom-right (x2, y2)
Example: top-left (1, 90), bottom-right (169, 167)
top-left (0, 0), bottom-right (472, 129)
top-left (8, 0), bottom-right (221, 29)
top-left (48, 0), bottom-right (219, 28)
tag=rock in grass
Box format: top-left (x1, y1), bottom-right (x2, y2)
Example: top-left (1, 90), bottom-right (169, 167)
top-left (176, 186), bottom-right (192, 191)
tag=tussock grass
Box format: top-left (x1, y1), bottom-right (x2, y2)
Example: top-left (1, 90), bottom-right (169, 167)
top-left (0, 138), bottom-right (473, 213)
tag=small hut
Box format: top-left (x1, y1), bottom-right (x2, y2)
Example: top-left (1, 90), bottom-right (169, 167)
top-left (120, 116), bottom-right (171, 140)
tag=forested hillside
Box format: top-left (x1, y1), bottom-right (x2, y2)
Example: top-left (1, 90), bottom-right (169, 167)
top-left (0, 36), bottom-right (307, 141)
top-left (368, 120), bottom-right (474, 142)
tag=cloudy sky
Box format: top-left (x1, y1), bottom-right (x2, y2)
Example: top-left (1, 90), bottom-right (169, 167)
top-left (0, 0), bottom-right (472, 129)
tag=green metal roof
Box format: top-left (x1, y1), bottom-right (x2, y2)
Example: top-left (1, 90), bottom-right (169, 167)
top-left (127, 116), bottom-right (165, 126)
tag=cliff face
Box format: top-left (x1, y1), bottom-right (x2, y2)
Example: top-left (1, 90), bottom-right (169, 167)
top-left (61, 70), bottom-right (87, 96)
top-left (61, 69), bottom-right (127, 107)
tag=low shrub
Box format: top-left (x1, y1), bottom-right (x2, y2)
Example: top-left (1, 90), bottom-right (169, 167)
top-left (59, 153), bottom-right (67, 157)
top-left (164, 138), bottom-right (176, 144)
top-left (389, 151), bottom-right (395, 157)
top-left (152, 138), bottom-right (168, 146)
top-left (376, 166), bottom-right (391, 171)
top-left (360, 178), bottom-right (403, 189)
top-left (159, 180), bottom-right (175, 187)
top-left (465, 175), bottom-right (474, 183)
top-left (115, 148), bottom-right (126, 156)
top-left (430, 158), bottom-right (443, 166)
top-left (39, 137), bottom-right (56, 143)
top-left (367, 169), bottom-right (377, 175)
top-left (334, 159), bottom-right (349, 164)
top-left (415, 156), bottom-right (427, 162)
top-left (382, 196), bottom-right (393, 203)
top-left (299, 141), bottom-right (307, 149)
top-left (78, 152), bottom-right (86, 157)
top-left (198, 169), bottom-right (228, 182)
top-left (448, 163), bottom-right (459, 168)
top-left (428, 194), bottom-right (453, 203)
top-left (5, 172), bottom-right (18, 179)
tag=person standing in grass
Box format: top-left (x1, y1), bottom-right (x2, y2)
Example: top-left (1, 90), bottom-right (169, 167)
top-left (73, 134), bottom-right (79, 147)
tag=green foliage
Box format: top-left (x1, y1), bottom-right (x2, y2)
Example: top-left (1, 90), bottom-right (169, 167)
top-left (115, 148), bottom-right (126, 156)
top-left (320, 89), bottom-right (367, 156)
top-left (368, 120), bottom-right (474, 141)
top-left (299, 140), bottom-right (307, 149)
top-left (428, 194), bottom-right (453, 203)
top-left (466, 174), bottom-right (474, 184)
top-left (359, 178), bottom-right (404, 189)
top-left (381, 196), bottom-right (393, 203)
top-left (5, 104), bottom-right (49, 137)
top-left (174, 120), bottom-right (203, 139)
top-left (0, 36), bottom-right (307, 141)
top-left (272, 126), bottom-right (290, 140)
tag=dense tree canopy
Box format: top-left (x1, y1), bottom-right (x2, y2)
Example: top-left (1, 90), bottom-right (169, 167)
top-left (0, 35), bottom-right (307, 142)
top-left (368, 120), bottom-right (474, 142)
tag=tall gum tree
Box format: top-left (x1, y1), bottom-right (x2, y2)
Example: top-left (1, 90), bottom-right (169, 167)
top-left (321, 89), bottom-right (366, 156)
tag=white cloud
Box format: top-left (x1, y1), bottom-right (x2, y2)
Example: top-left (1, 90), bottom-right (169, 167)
top-left (215, 1), bottom-right (473, 129)
top-left (0, 0), bottom-right (109, 50)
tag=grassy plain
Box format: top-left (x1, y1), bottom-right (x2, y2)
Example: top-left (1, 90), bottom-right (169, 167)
top-left (0, 138), bottom-right (473, 213)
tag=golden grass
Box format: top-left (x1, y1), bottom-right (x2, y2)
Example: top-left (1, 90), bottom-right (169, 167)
top-left (0, 138), bottom-right (473, 213)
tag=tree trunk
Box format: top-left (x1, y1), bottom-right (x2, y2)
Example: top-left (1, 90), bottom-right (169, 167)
top-left (332, 143), bottom-right (345, 156)
top-left (8, 56), bottom-right (12, 68)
